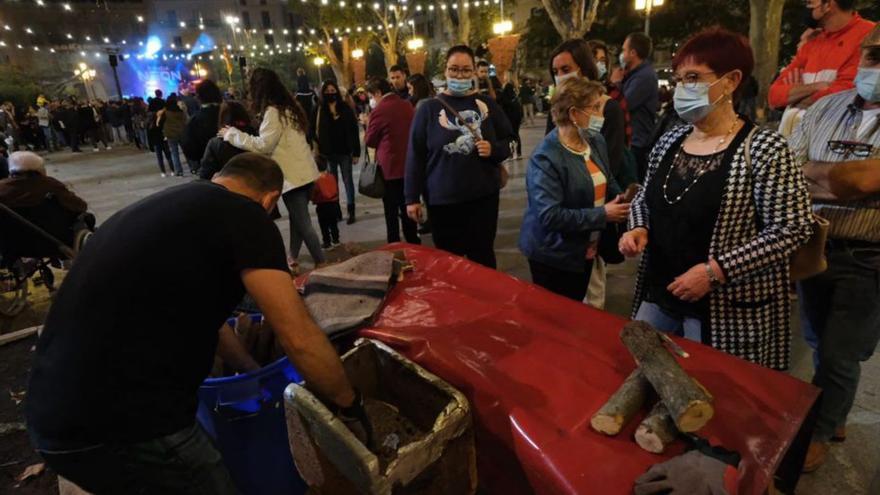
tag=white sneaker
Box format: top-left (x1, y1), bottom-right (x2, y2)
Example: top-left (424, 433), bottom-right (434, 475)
top-left (106, 146), bottom-right (112, 150)
top-left (161, 173), bottom-right (167, 178)
top-left (93, 148), bottom-right (100, 152)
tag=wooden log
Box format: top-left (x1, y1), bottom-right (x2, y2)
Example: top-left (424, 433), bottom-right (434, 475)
top-left (0, 325), bottom-right (42, 347)
top-left (590, 370), bottom-right (652, 435)
top-left (635, 402), bottom-right (678, 454)
top-left (620, 321), bottom-right (714, 432)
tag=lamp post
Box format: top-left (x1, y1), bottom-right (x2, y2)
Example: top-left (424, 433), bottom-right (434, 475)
top-left (635, 0), bottom-right (664, 37)
top-left (313, 56), bottom-right (325, 85)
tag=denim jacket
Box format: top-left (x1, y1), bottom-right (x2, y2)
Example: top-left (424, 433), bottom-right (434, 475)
top-left (519, 129), bottom-right (621, 273)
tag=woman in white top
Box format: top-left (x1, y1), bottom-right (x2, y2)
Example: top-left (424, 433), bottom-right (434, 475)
top-left (221, 68), bottom-right (324, 267)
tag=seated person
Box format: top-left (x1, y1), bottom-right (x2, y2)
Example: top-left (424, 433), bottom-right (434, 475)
top-left (0, 151), bottom-right (94, 258)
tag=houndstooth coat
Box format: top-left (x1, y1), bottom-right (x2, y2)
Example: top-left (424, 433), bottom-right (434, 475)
top-left (628, 124), bottom-right (814, 370)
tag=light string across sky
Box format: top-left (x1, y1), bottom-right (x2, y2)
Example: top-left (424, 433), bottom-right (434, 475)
top-left (0, 0), bottom-right (507, 59)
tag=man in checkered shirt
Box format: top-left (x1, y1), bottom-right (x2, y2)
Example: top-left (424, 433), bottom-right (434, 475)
top-left (789, 24), bottom-right (880, 473)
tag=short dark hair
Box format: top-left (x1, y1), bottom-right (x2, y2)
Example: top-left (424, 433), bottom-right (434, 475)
top-left (477, 60), bottom-right (490, 68)
top-left (196, 79), bottom-right (223, 104)
top-left (549, 39), bottom-right (599, 81)
top-left (216, 152), bottom-right (284, 193)
top-left (672, 27), bottom-right (754, 100)
top-left (587, 39), bottom-right (608, 58)
top-left (865, 46), bottom-right (880, 64)
top-left (154, 89), bottom-right (163, 98)
top-left (388, 64), bottom-right (406, 74)
top-left (626, 32), bottom-right (653, 60)
top-left (218, 101), bottom-right (252, 128)
top-left (446, 45), bottom-right (475, 65)
top-left (365, 77), bottom-right (393, 95)
top-left (835, 0), bottom-right (856, 10)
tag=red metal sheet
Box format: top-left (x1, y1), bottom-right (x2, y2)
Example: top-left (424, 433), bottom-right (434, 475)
top-left (351, 245), bottom-right (818, 495)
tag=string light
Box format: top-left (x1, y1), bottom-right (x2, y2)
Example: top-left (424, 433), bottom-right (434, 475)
top-left (62, 3), bottom-right (72, 11)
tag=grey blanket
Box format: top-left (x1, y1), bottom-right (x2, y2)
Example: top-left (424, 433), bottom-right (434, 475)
top-left (303, 251), bottom-right (396, 336)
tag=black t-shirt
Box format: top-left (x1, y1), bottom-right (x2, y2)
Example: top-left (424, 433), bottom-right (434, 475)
top-left (644, 122), bottom-right (752, 323)
top-left (26, 182), bottom-right (287, 449)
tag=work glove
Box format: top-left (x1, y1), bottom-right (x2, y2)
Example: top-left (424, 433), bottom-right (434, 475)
top-left (337, 388), bottom-right (375, 451)
top-left (633, 450), bottom-right (731, 495)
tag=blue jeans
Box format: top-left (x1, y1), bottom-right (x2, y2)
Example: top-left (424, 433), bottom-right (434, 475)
top-left (282, 183), bottom-right (325, 264)
top-left (798, 241), bottom-right (880, 441)
top-left (327, 154), bottom-right (355, 207)
top-left (635, 301), bottom-right (705, 343)
top-left (167, 139), bottom-right (184, 175)
top-left (36, 423), bottom-right (236, 495)
top-left (40, 126), bottom-right (55, 151)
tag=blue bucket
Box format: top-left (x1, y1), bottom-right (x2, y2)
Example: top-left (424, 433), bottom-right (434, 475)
top-left (197, 314), bottom-right (308, 495)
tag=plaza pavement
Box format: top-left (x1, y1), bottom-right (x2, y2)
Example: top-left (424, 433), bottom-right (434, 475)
top-left (18, 120), bottom-right (879, 494)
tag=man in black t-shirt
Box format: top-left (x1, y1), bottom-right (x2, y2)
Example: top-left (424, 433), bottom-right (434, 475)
top-left (26, 153), bottom-right (363, 494)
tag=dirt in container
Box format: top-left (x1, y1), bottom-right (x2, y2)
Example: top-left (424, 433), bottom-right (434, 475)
top-left (364, 398), bottom-right (426, 471)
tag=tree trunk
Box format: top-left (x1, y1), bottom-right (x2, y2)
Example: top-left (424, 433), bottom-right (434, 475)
top-left (635, 402), bottom-right (678, 454)
top-left (458, 4), bottom-right (471, 47)
top-left (322, 35), bottom-right (351, 90)
top-left (591, 370), bottom-right (652, 435)
top-left (749, 0), bottom-right (786, 121)
top-left (542, 0), bottom-right (600, 40)
top-left (620, 321), bottom-right (714, 433)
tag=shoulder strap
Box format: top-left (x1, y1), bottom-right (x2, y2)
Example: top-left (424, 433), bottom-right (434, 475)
top-left (436, 95), bottom-right (478, 135)
top-left (742, 126), bottom-right (760, 174)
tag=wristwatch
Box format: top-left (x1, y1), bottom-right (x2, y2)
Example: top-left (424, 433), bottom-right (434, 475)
top-left (705, 262), bottom-right (722, 289)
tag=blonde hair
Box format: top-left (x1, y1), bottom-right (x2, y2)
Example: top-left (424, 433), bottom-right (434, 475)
top-left (551, 78), bottom-right (606, 127)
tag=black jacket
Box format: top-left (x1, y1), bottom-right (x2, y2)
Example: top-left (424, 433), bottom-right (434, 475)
top-left (310, 102), bottom-right (360, 157)
top-left (182, 103), bottom-right (220, 163)
top-left (199, 125), bottom-right (256, 180)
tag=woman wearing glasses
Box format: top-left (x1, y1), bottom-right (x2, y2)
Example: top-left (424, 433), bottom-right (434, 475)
top-left (519, 78), bottom-right (629, 300)
top-left (404, 45), bottom-right (514, 268)
top-left (618, 28), bottom-right (813, 370)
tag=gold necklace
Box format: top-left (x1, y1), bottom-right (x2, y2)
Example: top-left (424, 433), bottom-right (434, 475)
top-left (662, 118), bottom-right (740, 205)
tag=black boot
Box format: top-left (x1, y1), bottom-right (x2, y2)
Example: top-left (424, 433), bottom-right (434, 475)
top-left (347, 204), bottom-right (356, 225)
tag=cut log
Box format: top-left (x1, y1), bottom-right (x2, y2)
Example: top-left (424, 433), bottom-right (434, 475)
top-left (620, 321), bottom-right (714, 432)
top-left (590, 370), bottom-right (652, 435)
top-left (635, 402), bottom-right (678, 454)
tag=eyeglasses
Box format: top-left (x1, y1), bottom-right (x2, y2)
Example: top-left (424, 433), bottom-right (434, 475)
top-left (670, 71), bottom-right (717, 89)
top-left (573, 103), bottom-right (602, 115)
top-left (828, 140), bottom-right (874, 158)
top-left (446, 66), bottom-right (474, 78)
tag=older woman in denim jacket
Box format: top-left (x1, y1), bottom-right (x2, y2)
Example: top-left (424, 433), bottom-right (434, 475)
top-left (520, 78), bottom-right (630, 301)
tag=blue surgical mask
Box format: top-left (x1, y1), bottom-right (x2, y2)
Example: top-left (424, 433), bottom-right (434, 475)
top-left (589, 115), bottom-right (605, 133)
top-left (619, 53), bottom-right (626, 70)
top-left (596, 61), bottom-right (608, 80)
top-left (447, 78), bottom-right (473, 96)
top-left (555, 71), bottom-right (579, 87)
top-left (855, 67), bottom-right (880, 103)
top-left (673, 78), bottom-right (726, 124)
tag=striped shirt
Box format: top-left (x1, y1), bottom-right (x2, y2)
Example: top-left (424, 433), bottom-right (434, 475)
top-left (789, 89), bottom-right (880, 242)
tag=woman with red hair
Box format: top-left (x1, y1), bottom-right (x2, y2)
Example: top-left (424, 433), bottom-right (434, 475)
top-left (619, 28), bottom-right (813, 371)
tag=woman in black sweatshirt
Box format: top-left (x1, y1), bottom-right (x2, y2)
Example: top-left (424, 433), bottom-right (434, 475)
top-left (310, 80), bottom-right (361, 224)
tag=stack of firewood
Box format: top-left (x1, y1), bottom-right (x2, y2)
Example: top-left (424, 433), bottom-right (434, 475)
top-left (590, 321), bottom-right (714, 453)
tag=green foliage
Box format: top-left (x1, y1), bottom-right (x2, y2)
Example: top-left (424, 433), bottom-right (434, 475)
top-left (0, 66), bottom-right (54, 109)
top-left (521, 8), bottom-right (562, 76)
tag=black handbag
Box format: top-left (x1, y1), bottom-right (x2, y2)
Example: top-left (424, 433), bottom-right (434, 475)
top-left (357, 152), bottom-right (385, 199)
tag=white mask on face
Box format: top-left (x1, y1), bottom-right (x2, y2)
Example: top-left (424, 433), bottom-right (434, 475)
top-left (555, 71), bottom-right (580, 87)
top-left (369, 97), bottom-right (378, 109)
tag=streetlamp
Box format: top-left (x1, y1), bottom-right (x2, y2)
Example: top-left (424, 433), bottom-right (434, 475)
top-left (635, 0), bottom-right (664, 36)
top-left (313, 56), bottom-right (325, 84)
top-left (492, 20), bottom-right (513, 36)
top-left (406, 38), bottom-right (424, 51)
top-left (75, 62), bottom-right (96, 100)
top-left (351, 48), bottom-right (364, 59)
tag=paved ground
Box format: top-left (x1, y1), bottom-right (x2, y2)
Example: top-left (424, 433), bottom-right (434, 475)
top-left (6, 120), bottom-right (880, 493)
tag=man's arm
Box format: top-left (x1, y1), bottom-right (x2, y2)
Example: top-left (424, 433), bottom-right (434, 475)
top-left (768, 50), bottom-right (809, 109)
top-left (216, 323), bottom-right (260, 373)
top-left (803, 160), bottom-right (880, 201)
top-left (242, 268), bottom-right (355, 408)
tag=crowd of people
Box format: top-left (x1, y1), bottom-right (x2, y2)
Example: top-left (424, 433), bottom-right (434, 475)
top-left (3, 0), bottom-right (879, 491)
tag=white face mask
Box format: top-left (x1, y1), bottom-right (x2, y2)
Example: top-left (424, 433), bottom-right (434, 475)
top-left (589, 115), bottom-right (605, 133)
top-left (596, 61), bottom-right (608, 80)
top-left (555, 71), bottom-right (580, 87)
top-left (369, 97), bottom-right (378, 109)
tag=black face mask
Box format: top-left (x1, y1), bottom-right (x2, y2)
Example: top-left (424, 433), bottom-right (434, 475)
top-left (804, 7), bottom-right (821, 30)
top-left (323, 93), bottom-right (338, 102)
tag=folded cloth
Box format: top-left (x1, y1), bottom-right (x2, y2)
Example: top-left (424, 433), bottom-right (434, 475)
top-left (303, 251), bottom-right (396, 336)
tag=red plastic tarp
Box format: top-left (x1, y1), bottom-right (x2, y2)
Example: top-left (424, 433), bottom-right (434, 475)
top-left (354, 245), bottom-right (818, 495)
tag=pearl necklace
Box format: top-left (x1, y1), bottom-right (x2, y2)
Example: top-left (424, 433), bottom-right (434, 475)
top-left (662, 119), bottom-right (740, 205)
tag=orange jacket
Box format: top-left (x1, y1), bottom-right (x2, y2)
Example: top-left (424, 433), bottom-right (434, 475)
top-left (769, 14), bottom-right (875, 110)
top-left (311, 171), bottom-right (339, 204)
